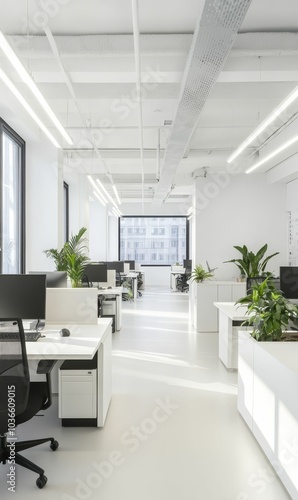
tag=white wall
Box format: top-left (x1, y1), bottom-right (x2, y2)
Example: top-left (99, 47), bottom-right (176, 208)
top-left (192, 174), bottom-right (287, 280)
top-left (89, 200), bottom-right (107, 260)
top-left (26, 140), bottom-right (59, 271)
top-left (141, 266), bottom-right (171, 286)
top-left (108, 215), bottom-right (119, 260)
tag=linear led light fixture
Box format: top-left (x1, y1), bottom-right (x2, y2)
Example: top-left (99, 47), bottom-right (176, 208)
top-left (112, 185), bottom-right (121, 205)
top-left (96, 179), bottom-right (120, 211)
top-left (187, 207), bottom-right (193, 215)
top-left (187, 215), bottom-right (193, 221)
top-left (87, 175), bottom-right (108, 204)
top-left (93, 190), bottom-right (106, 207)
top-left (0, 68), bottom-right (60, 148)
top-left (246, 133), bottom-right (298, 174)
top-left (0, 30), bottom-right (73, 146)
top-left (111, 208), bottom-right (120, 218)
top-left (227, 84), bottom-right (298, 164)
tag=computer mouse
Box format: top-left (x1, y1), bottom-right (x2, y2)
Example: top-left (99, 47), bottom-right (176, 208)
top-left (108, 286), bottom-right (112, 289)
top-left (60, 328), bottom-right (70, 337)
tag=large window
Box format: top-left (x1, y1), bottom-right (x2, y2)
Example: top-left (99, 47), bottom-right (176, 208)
top-left (0, 119), bottom-right (25, 273)
top-left (119, 216), bottom-right (188, 265)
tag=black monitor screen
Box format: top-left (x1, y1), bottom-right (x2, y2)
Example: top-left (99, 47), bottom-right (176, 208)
top-left (246, 276), bottom-right (280, 294)
top-left (280, 267), bottom-right (298, 299)
top-left (83, 264), bottom-right (108, 283)
top-left (29, 271), bottom-right (67, 288)
top-left (107, 261), bottom-right (124, 273)
top-left (124, 260), bottom-right (135, 271)
top-left (183, 259), bottom-right (192, 271)
top-left (0, 274), bottom-right (46, 320)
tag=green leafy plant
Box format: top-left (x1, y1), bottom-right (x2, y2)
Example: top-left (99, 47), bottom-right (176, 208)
top-left (189, 264), bottom-right (214, 283)
top-left (237, 277), bottom-right (298, 341)
top-left (44, 227), bottom-right (90, 287)
top-left (224, 244), bottom-right (279, 277)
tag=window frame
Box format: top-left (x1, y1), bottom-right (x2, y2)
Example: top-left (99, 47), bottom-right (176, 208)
top-left (0, 118), bottom-right (25, 274)
top-left (118, 215), bottom-right (189, 266)
top-left (63, 181), bottom-right (69, 243)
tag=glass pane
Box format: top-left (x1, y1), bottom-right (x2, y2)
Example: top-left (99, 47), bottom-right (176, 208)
top-left (120, 217), bottom-right (187, 266)
top-left (2, 132), bottom-right (21, 273)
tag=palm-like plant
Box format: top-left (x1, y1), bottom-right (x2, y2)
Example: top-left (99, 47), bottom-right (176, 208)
top-left (224, 244), bottom-right (279, 277)
top-left (44, 227), bottom-right (90, 287)
top-left (237, 277), bottom-right (298, 341)
top-left (189, 264), bottom-right (214, 283)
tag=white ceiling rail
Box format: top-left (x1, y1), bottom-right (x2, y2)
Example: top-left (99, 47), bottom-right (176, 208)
top-left (131, 0), bottom-right (145, 213)
top-left (8, 33), bottom-right (192, 57)
top-left (153, 0), bottom-right (253, 203)
top-left (43, 25), bottom-right (119, 204)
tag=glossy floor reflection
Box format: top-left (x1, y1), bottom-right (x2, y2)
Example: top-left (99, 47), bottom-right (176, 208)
top-left (0, 287), bottom-right (291, 499)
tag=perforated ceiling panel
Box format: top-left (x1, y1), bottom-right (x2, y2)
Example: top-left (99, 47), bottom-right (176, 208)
top-left (154, 0), bottom-right (253, 202)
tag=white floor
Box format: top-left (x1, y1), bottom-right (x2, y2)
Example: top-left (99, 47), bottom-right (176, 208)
top-left (0, 287), bottom-right (291, 499)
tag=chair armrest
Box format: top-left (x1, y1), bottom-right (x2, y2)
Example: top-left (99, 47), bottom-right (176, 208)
top-left (36, 359), bottom-right (57, 375)
top-left (36, 360), bottom-right (57, 410)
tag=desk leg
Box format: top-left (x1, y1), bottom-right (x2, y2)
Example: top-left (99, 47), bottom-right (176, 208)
top-left (116, 295), bottom-right (122, 330)
top-left (97, 325), bottom-right (112, 427)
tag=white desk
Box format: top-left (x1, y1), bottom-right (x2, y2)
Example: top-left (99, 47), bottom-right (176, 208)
top-left (26, 319), bottom-right (112, 427)
top-left (97, 286), bottom-right (123, 330)
top-left (214, 302), bottom-right (248, 370)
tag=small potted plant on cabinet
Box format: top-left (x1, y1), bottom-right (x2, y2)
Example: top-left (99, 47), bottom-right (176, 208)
top-left (44, 227), bottom-right (90, 288)
top-left (189, 264), bottom-right (214, 283)
top-left (224, 243), bottom-right (279, 282)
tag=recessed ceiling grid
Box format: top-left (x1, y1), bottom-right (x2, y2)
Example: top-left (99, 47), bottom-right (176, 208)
top-left (154, 0), bottom-right (253, 201)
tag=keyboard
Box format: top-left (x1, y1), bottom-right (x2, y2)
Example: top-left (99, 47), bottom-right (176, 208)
top-left (0, 331), bottom-right (41, 342)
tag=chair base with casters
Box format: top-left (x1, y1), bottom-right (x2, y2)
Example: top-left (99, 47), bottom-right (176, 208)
top-left (0, 332), bottom-right (59, 491)
top-left (0, 433), bottom-right (58, 488)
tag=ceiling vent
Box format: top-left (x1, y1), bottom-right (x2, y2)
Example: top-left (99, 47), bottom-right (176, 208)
top-left (154, 0), bottom-right (253, 202)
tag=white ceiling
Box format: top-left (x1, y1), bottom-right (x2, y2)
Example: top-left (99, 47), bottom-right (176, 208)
top-left (1, 0), bottom-right (298, 211)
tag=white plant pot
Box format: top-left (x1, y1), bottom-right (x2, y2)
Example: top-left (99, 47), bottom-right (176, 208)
top-left (238, 330), bottom-right (298, 499)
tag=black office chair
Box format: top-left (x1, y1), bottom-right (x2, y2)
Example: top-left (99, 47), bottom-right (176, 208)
top-left (176, 273), bottom-right (189, 292)
top-left (0, 319), bottom-right (58, 489)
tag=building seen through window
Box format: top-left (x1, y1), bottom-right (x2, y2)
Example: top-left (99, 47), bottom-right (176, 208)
top-left (119, 216), bottom-right (188, 265)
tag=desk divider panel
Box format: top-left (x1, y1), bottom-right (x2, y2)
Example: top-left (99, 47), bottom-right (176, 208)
top-left (46, 288), bottom-right (98, 324)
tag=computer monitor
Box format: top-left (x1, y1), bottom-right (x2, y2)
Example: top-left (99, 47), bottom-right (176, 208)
top-left (29, 271), bottom-right (68, 288)
top-left (183, 259), bottom-right (192, 272)
top-left (0, 274), bottom-right (46, 321)
top-left (83, 263), bottom-right (108, 284)
top-left (280, 266), bottom-right (298, 299)
top-left (246, 276), bottom-right (280, 294)
top-left (124, 260), bottom-right (135, 271)
top-left (107, 261), bottom-right (124, 273)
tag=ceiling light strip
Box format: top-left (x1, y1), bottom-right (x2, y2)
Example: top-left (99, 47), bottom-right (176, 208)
top-left (96, 179), bottom-right (120, 210)
top-left (112, 185), bottom-right (121, 205)
top-left (228, 84), bottom-right (298, 164)
top-left (93, 190), bottom-right (106, 206)
top-left (87, 175), bottom-right (108, 204)
top-left (0, 68), bottom-right (60, 148)
top-left (245, 134), bottom-right (298, 174)
top-left (0, 30), bottom-right (72, 145)
top-left (131, 0), bottom-right (145, 213)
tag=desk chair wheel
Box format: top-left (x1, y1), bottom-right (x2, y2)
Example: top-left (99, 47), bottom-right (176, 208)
top-left (36, 474), bottom-right (48, 489)
top-left (50, 439), bottom-right (59, 451)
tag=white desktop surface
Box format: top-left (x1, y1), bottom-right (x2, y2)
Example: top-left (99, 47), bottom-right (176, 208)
top-left (26, 319), bottom-right (111, 360)
top-left (96, 286), bottom-right (123, 295)
top-left (214, 302), bottom-right (247, 319)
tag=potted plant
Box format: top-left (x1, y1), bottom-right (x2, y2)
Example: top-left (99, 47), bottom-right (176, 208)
top-left (236, 276), bottom-right (298, 341)
top-left (44, 227), bottom-right (90, 288)
top-left (224, 244), bottom-right (279, 279)
top-left (189, 264), bottom-right (214, 283)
